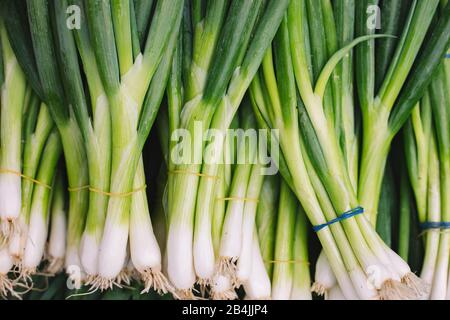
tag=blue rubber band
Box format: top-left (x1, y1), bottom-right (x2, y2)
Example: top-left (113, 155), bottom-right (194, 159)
top-left (313, 207), bottom-right (364, 232)
top-left (420, 221), bottom-right (450, 231)
top-left (446, 53), bottom-right (450, 59)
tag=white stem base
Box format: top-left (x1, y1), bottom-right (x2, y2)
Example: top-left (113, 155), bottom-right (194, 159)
top-left (167, 223), bottom-right (196, 290)
top-left (98, 223), bottom-right (128, 280)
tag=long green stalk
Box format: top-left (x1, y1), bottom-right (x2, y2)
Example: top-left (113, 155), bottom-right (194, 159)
top-left (22, 130), bottom-right (62, 274)
top-left (46, 172), bottom-right (67, 275)
top-left (218, 109), bottom-right (258, 268)
top-left (267, 0), bottom-right (447, 299)
top-left (398, 167), bottom-right (412, 262)
top-left (171, 1), bottom-right (266, 291)
top-left (255, 175), bottom-right (279, 278)
top-left (6, 0), bottom-right (91, 277)
top-left (334, 0), bottom-right (359, 190)
top-left (0, 21), bottom-right (27, 242)
top-left (358, 0), bottom-right (446, 225)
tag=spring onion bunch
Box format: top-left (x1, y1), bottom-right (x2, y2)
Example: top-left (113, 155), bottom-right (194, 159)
top-left (255, 175), bottom-right (279, 280)
top-left (249, 0), bottom-right (449, 300)
top-left (164, 0), bottom-right (289, 298)
top-left (82, 0), bottom-right (183, 292)
top-left (22, 131), bottom-right (62, 276)
top-left (404, 49), bottom-right (450, 299)
top-left (0, 0), bottom-right (448, 302)
top-left (308, 0), bottom-right (449, 299)
top-left (0, 15), bottom-right (64, 296)
top-left (0, 20), bottom-right (26, 294)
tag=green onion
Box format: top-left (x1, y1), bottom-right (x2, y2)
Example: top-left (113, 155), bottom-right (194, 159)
top-left (290, 207), bottom-right (312, 300)
top-left (376, 164), bottom-right (396, 247)
top-left (151, 164), bottom-right (168, 257)
top-left (236, 162), bottom-right (265, 285)
top-left (242, 230), bottom-right (272, 300)
top-left (9, 101), bottom-right (54, 263)
top-left (83, 0), bottom-right (183, 290)
top-left (218, 108), bottom-right (258, 276)
top-left (397, 166), bottom-right (413, 263)
top-left (0, 0), bottom-right (447, 302)
top-left (252, 7), bottom-right (361, 299)
top-left (0, 20), bottom-right (27, 242)
top-left (358, 0), bottom-right (443, 227)
top-left (67, 0), bottom-right (112, 281)
top-left (312, 251), bottom-right (336, 298)
top-left (0, 245), bottom-right (14, 297)
top-left (247, 0), bottom-right (448, 300)
top-left (5, 0), bottom-right (91, 280)
top-left (402, 5), bottom-right (450, 299)
top-left (428, 59), bottom-right (449, 300)
top-left (255, 175), bottom-right (280, 278)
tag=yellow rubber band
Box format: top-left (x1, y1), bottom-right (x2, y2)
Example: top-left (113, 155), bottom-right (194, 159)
top-left (67, 185), bottom-right (90, 193)
top-left (264, 260), bottom-right (310, 265)
top-left (216, 197), bottom-right (260, 203)
top-left (0, 168), bottom-right (52, 190)
top-left (68, 185), bottom-right (147, 198)
top-left (169, 170), bottom-right (219, 180)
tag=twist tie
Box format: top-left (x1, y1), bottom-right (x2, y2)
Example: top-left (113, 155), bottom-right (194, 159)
top-left (313, 206), bottom-right (364, 232)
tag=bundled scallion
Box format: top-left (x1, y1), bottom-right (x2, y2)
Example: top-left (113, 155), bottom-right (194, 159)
top-left (46, 172), bottom-right (68, 275)
top-left (165, 0), bottom-right (290, 297)
top-left (0, 18), bottom-right (27, 244)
